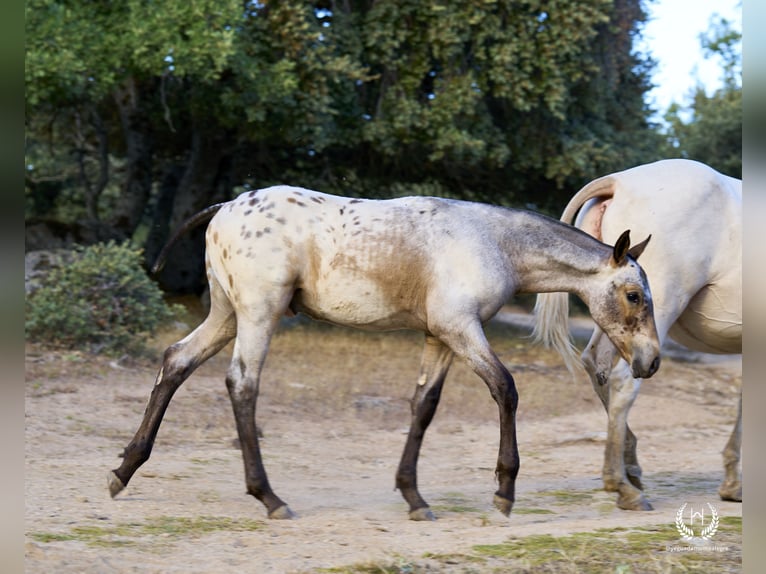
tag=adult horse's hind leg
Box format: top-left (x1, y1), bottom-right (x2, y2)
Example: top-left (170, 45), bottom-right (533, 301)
top-left (225, 304), bottom-right (294, 519)
top-left (396, 336), bottom-right (454, 521)
top-left (582, 328), bottom-right (651, 511)
top-left (719, 392), bottom-right (742, 502)
top-left (109, 279), bottom-right (236, 497)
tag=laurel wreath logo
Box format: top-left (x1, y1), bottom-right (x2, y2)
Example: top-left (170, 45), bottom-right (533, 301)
top-left (675, 502), bottom-right (719, 540)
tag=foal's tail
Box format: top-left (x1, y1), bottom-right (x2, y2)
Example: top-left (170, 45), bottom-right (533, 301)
top-left (532, 174), bottom-right (617, 374)
top-left (151, 203), bottom-right (227, 275)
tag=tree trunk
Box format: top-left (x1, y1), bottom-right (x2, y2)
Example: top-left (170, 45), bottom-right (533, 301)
top-left (152, 128), bottom-right (233, 293)
top-left (110, 77), bottom-right (155, 237)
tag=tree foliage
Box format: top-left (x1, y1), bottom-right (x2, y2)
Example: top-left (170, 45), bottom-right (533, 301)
top-left (26, 0), bottom-right (666, 292)
top-left (659, 14), bottom-right (741, 178)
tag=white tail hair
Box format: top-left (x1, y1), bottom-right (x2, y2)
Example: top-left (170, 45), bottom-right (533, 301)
top-left (532, 292), bottom-right (582, 374)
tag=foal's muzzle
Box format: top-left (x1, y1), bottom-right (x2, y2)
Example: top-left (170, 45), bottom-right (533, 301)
top-left (632, 355), bottom-right (660, 379)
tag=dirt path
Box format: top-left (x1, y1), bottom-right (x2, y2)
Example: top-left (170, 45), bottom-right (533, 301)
top-left (25, 313), bottom-right (742, 572)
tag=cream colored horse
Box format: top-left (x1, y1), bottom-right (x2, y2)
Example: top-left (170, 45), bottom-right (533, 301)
top-left (534, 159), bottom-right (742, 511)
top-left (109, 186), bottom-right (660, 521)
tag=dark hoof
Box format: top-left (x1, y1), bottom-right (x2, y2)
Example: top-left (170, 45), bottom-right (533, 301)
top-left (617, 492), bottom-right (653, 511)
top-left (409, 507), bottom-right (436, 521)
top-left (719, 483), bottom-right (742, 502)
top-left (107, 471), bottom-right (125, 498)
top-left (268, 504), bottom-right (296, 519)
top-left (493, 494), bottom-right (513, 517)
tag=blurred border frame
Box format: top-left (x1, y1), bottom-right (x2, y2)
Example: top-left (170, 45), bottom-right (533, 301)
top-left (10, 0), bottom-right (764, 571)
top-left (3, 0), bottom-right (26, 570)
top-left (742, 1), bottom-right (766, 572)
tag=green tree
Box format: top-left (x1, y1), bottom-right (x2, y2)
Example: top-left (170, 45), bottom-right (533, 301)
top-left (26, 0), bottom-right (662, 293)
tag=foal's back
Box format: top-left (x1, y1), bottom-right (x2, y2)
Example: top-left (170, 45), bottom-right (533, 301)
top-left (205, 186), bottom-right (518, 331)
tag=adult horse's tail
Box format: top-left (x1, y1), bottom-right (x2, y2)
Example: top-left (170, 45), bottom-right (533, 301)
top-left (532, 174), bottom-right (617, 374)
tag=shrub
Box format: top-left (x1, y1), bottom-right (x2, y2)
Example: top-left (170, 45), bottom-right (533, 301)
top-left (25, 241), bottom-right (181, 354)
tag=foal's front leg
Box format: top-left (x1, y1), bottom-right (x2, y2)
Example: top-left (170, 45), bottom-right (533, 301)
top-left (395, 336), bottom-right (454, 520)
top-left (441, 322), bottom-right (519, 517)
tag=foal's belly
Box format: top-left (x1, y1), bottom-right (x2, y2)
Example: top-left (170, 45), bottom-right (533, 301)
top-left (289, 278), bottom-right (427, 332)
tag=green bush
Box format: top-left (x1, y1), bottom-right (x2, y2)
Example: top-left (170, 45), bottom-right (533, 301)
top-left (26, 241), bottom-right (181, 354)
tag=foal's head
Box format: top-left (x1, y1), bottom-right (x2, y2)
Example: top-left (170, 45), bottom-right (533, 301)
top-left (590, 230), bottom-right (661, 379)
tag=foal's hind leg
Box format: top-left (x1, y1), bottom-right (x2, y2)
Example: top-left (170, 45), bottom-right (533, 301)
top-left (582, 329), bottom-right (651, 511)
top-left (109, 279), bottom-right (236, 497)
top-left (225, 303), bottom-right (294, 519)
top-left (719, 392), bottom-right (742, 502)
top-left (396, 336), bottom-right (454, 521)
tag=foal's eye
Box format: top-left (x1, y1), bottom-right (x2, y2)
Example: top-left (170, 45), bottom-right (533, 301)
top-left (626, 291), bottom-right (641, 304)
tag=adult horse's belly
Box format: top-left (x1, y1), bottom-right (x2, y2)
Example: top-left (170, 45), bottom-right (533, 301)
top-left (668, 283), bottom-right (742, 354)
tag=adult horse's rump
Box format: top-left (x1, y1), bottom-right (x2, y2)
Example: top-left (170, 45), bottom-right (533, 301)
top-left (534, 159), bottom-right (742, 511)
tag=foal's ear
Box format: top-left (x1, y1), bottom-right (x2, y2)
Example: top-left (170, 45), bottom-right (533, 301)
top-left (628, 234), bottom-right (651, 261)
top-left (612, 229), bottom-right (631, 265)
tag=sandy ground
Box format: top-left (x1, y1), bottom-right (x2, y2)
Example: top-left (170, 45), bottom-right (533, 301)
top-left (24, 310), bottom-right (742, 573)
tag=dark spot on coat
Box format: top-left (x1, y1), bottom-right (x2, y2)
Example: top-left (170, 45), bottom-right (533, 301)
top-left (276, 217), bottom-right (287, 225)
top-left (249, 197), bottom-right (259, 206)
top-left (311, 196), bottom-right (324, 204)
top-left (244, 209), bottom-right (252, 216)
top-left (339, 207), bottom-right (345, 215)
top-left (228, 274), bottom-right (234, 288)
top-left (245, 231), bottom-right (252, 239)
top-left (213, 231), bottom-right (219, 244)
top-left (349, 199), bottom-right (362, 204)
top-left (238, 357), bottom-right (246, 377)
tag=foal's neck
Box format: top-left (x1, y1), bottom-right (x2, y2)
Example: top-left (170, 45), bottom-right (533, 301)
top-left (506, 211), bottom-right (610, 301)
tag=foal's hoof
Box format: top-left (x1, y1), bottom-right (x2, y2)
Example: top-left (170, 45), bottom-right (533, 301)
top-left (719, 482), bottom-right (742, 502)
top-left (616, 492), bottom-right (653, 511)
top-left (268, 504), bottom-right (296, 520)
top-left (107, 471), bottom-right (125, 498)
top-left (409, 507), bottom-right (436, 521)
top-left (493, 494), bottom-right (513, 517)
